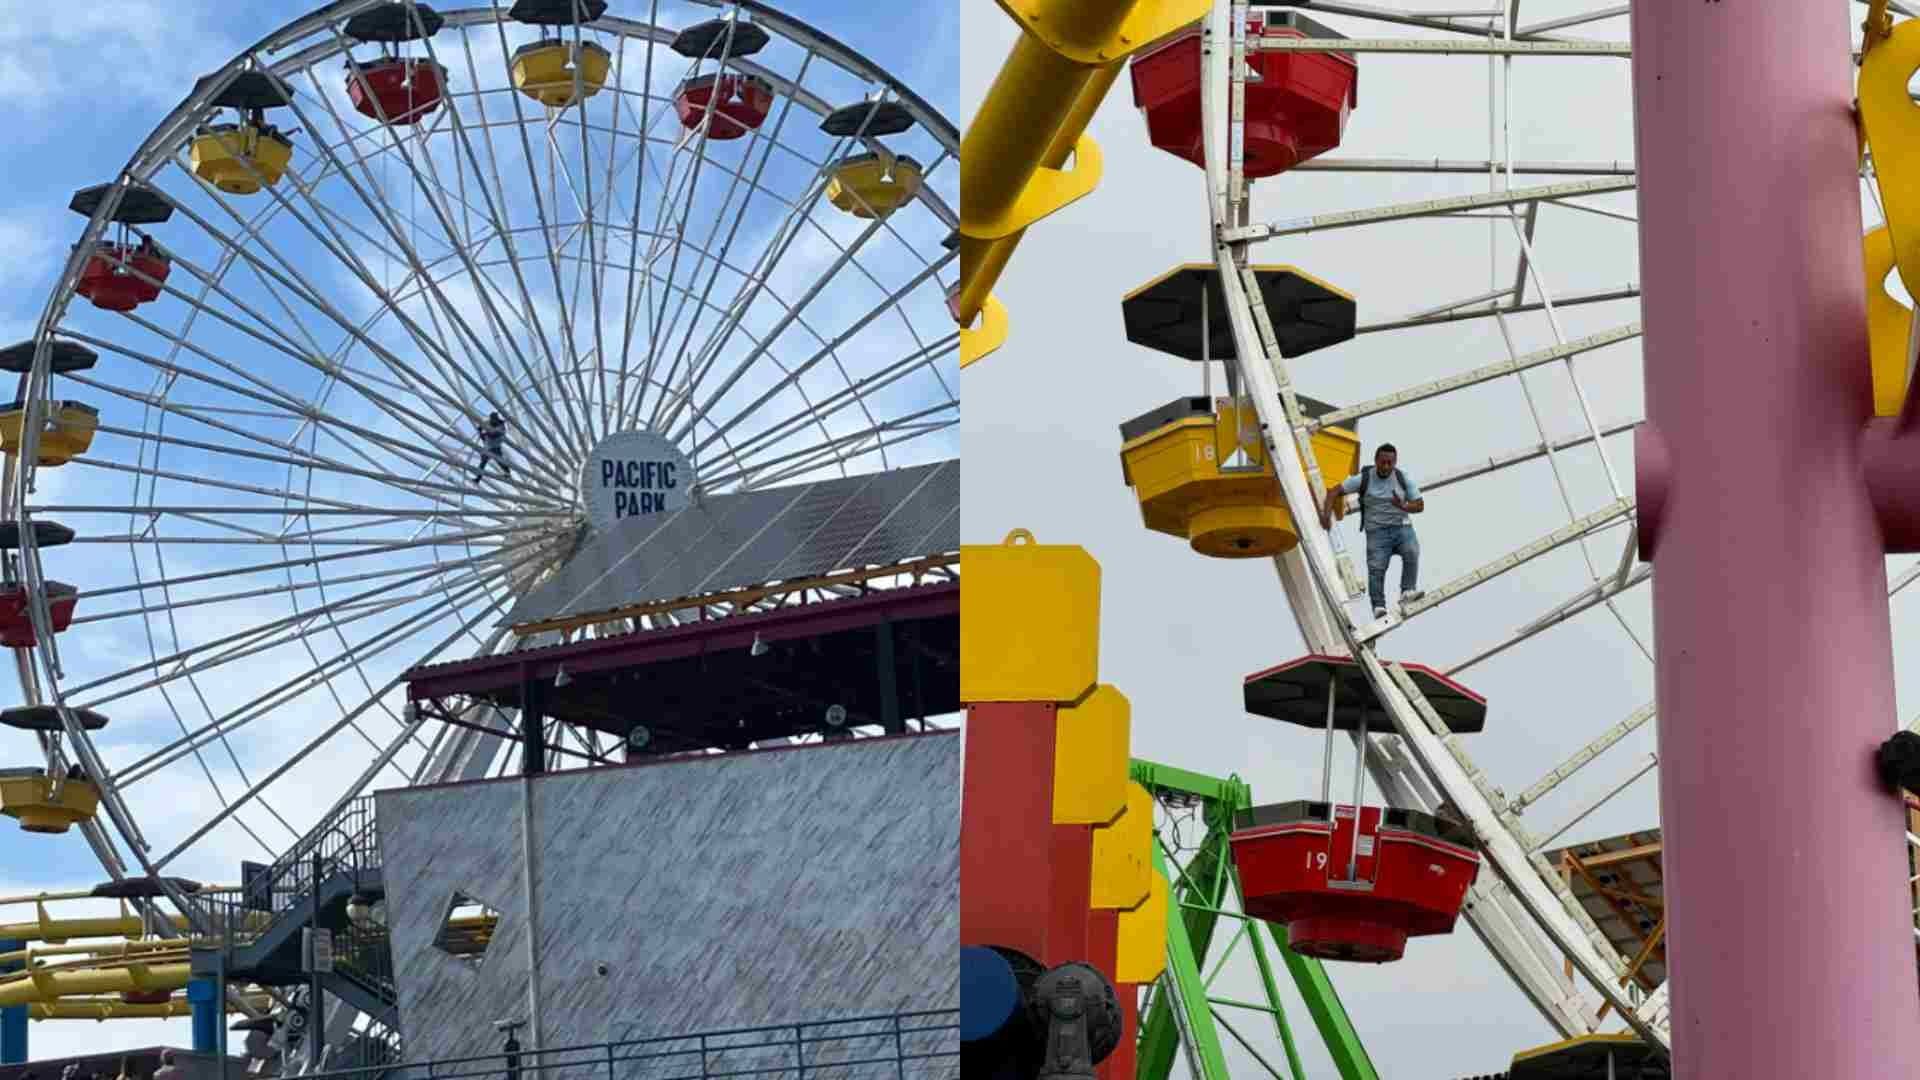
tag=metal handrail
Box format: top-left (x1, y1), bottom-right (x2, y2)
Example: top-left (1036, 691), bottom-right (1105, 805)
top-left (301, 1010), bottom-right (959, 1080)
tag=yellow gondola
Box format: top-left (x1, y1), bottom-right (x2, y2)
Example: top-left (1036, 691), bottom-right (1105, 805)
top-left (1120, 397), bottom-right (1360, 559)
top-left (511, 40), bottom-right (612, 107)
top-left (190, 124), bottom-right (294, 195)
top-left (826, 153), bottom-right (923, 219)
top-left (0, 769), bottom-right (100, 834)
top-left (0, 401), bottom-right (99, 467)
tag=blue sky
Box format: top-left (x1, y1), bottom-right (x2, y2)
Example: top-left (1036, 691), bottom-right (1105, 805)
top-left (0, 0), bottom-right (955, 1060)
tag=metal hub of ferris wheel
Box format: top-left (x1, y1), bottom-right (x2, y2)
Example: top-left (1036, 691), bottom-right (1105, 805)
top-left (0, 1), bottom-right (957, 1049)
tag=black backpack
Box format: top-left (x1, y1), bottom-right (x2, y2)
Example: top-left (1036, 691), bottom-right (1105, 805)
top-left (1357, 467), bottom-right (1408, 532)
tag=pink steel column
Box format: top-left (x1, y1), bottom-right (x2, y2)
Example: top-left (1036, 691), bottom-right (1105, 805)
top-left (1631, 5), bottom-right (1920, 1075)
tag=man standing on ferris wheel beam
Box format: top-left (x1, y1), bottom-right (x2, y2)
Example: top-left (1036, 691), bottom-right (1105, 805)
top-left (473, 411), bottom-right (510, 484)
top-left (1318, 442), bottom-right (1425, 619)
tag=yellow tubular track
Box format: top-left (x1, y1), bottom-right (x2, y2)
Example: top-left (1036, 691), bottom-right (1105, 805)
top-left (28, 994), bottom-right (272, 1022)
top-left (0, 911), bottom-right (189, 944)
top-left (0, 950), bottom-right (193, 1007)
top-left (957, 0), bottom-right (1210, 366)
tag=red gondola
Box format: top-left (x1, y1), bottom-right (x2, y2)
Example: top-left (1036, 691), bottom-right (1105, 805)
top-left (1229, 655), bottom-right (1488, 962)
top-left (1231, 801), bottom-right (1479, 962)
top-left (120, 990), bottom-right (173, 1006)
top-left (1129, 12), bottom-right (1357, 180)
top-left (347, 58), bottom-right (449, 125)
top-left (674, 73), bottom-right (774, 140)
top-left (0, 581), bottom-right (77, 649)
top-left (75, 241), bottom-right (170, 313)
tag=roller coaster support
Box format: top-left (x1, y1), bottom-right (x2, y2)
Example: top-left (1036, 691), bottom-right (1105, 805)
top-left (1129, 761), bottom-right (1376, 1080)
top-left (0, 939), bottom-right (21, 1063)
top-left (958, 0), bottom-right (1209, 366)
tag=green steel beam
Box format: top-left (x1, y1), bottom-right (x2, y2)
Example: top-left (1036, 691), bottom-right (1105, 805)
top-left (1273, 930), bottom-right (1379, 1080)
top-left (1151, 840), bottom-right (1232, 1080)
top-left (1130, 759), bottom-right (1250, 807)
top-left (1132, 758), bottom-right (1379, 1080)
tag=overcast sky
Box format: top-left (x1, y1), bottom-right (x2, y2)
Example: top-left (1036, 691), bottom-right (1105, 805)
top-left (961, 2), bottom-right (1917, 1077)
top-left (0, 0), bottom-right (955, 1062)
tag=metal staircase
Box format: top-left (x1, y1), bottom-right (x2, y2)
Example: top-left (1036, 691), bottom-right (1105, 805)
top-left (191, 797), bottom-right (399, 1039)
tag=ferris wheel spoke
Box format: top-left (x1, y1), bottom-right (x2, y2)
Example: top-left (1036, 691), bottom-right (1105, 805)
top-left (477, 18), bottom-right (598, 456)
top-left (710, 334), bottom-right (957, 475)
top-left (73, 551), bottom-right (514, 628)
top-left (272, 156), bottom-right (555, 439)
top-left (60, 456), bottom-right (509, 526)
top-left (652, 163), bottom-right (851, 431)
top-left (296, 59), bottom-right (590, 457)
top-left (622, 83), bottom-right (810, 424)
top-left (61, 322), bottom-right (490, 493)
top-left (744, 423), bottom-right (954, 490)
top-left (1365, 418), bottom-right (1641, 507)
top-left (581, 31), bottom-right (658, 435)
top-left (1360, 499), bottom-right (1630, 636)
top-left (103, 544), bottom-right (536, 767)
top-left (1514, 6), bottom-right (1631, 36)
top-left (147, 564), bottom-right (525, 871)
top-left (705, 403), bottom-right (955, 491)
top-left (75, 391), bottom-right (552, 512)
top-left (1528, 753), bottom-right (1659, 854)
top-left (1496, 216), bottom-right (1631, 501)
top-left (1445, 563), bottom-right (1652, 676)
top-left (159, 154), bottom-right (480, 394)
top-left (1306, 322), bottom-right (1641, 431)
top-left (145, 190), bottom-right (508, 449)
top-left (612, 7), bottom-right (668, 431)
top-left (1358, 283), bottom-right (1638, 335)
top-left (84, 564), bottom-right (503, 719)
top-left (431, 28), bottom-right (595, 456)
top-left (71, 523), bottom-right (522, 631)
top-left (1223, 177), bottom-right (1636, 245)
top-left (702, 331), bottom-right (955, 483)
top-left (683, 252), bottom-right (953, 453)
top-left (632, 39), bottom-right (757, 424)
top-left (1506, 703), bottom-right (1657, 819)
top-left (650, 58), bottom-right (819, 438)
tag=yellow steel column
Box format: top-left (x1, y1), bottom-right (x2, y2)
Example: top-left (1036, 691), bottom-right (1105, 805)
top-left (957, 0), bottom-right (1209, 365)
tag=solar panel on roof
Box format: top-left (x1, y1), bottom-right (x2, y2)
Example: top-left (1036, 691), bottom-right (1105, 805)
top-left (504, 461), bottom-right (958, 628)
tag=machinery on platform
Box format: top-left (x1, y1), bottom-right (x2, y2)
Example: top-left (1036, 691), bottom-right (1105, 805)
top-left (961, 947), bottom-right (1122, 1080)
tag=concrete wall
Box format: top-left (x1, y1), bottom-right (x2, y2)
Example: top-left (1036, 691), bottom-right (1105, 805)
top-left (376, 734), bottom-right (958, 1073)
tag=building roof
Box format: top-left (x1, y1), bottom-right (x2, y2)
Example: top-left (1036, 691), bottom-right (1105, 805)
top-left (504, 460), bottom-right (957, 631)
top-left (1541, 828), bottom-right (1665, 990)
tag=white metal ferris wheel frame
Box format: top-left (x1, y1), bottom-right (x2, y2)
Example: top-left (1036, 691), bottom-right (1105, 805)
top-left (2, 0), bottom-right (960, 950)
top-left (1194, 0), bottom-right (1676, 1052)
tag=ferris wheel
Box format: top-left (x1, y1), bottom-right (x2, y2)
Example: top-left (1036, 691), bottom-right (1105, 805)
top-left (0, 0), bottom-right (956, 917)
top-left (1101, 0), bottom-right (1918, 1065)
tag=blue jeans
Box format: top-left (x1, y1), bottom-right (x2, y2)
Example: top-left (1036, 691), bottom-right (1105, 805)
top-left (1365, 525), bottom-right (1419, 611)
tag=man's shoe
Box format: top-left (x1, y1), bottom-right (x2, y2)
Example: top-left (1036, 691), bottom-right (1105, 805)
top-left (1373, 606), bottom-right (1388, 619)
top-left (1401, 590), bottom-right (1425, 605)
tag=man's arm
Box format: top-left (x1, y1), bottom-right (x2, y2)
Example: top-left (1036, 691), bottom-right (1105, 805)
top-left (1321, 475), bottom-right (1358, 528)
top-left (1392, 475), bottom-right (1425, 514)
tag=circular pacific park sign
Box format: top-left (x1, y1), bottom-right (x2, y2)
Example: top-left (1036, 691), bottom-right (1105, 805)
top-left (579, 430), bottom-right (696, 531)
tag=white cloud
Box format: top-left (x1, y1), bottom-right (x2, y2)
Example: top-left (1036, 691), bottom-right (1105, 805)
top-left (0, 3), bottom-right (241, 114)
